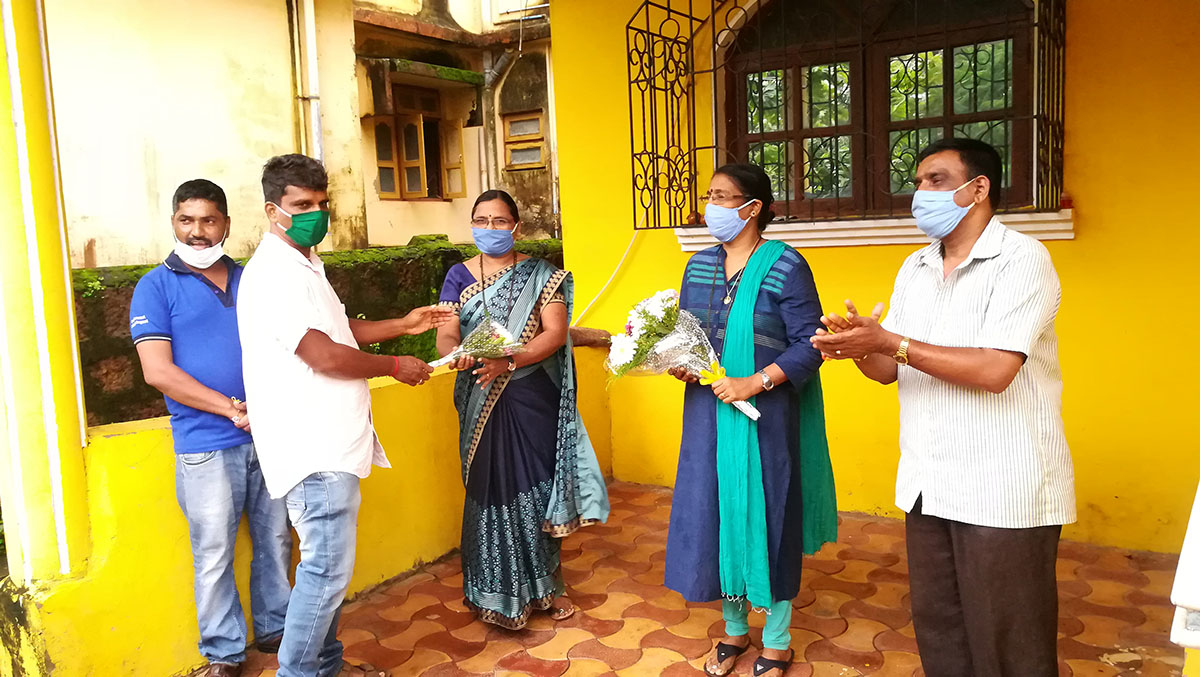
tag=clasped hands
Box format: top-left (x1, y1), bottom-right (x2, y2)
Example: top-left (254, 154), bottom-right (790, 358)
top-left (666, 367), bottom-right (763, 404)
top-left (810, 299), bottom-right (891, 361)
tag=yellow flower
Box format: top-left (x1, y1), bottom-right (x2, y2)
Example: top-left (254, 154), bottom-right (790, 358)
top-left (699, 361), bottom-right (726, 385)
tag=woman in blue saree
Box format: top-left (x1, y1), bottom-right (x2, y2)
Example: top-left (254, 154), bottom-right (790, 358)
top-left (665, 165), bottom-right (837, 676)
top-left (436, 190), bottom-right (609, 629)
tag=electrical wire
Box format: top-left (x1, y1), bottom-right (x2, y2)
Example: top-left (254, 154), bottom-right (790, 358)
top-left (571, 209), bottom-right (646, 327)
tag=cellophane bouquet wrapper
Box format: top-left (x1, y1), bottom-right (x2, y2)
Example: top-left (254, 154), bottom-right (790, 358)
top-left (429, 317), bottom-right (524, 368)
top-left (606, 290), bottom-right (760, 420)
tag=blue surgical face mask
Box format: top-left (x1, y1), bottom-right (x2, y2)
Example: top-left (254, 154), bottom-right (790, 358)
top-left (704, 200), bottom-right (756, 243)
top-left (472, 227), bottom-right (515, 256)
top-left (910, 177), bottom-right (981, 240)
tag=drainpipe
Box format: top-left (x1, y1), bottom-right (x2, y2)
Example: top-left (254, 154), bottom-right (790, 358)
top-left (291, 0), bottom-right (322, 161)
top-left (482, 49), bottom-right (514, 189)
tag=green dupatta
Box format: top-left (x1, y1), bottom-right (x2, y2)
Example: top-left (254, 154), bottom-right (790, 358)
top-left (717, 239), bottom-right (838, 608)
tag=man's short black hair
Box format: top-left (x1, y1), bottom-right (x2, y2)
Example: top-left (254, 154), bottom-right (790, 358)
top-left (172, 179), bottom-right (227, 217)
top-left (916, 138), bottom-right (1003, 209)
top-left (261, 154), bottom-right (328, 204)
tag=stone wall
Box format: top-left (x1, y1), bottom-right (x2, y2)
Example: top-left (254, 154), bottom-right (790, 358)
top-left (73, 236), bottom-right (563, 426)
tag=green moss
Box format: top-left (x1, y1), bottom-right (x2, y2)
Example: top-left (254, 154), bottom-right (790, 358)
top-left (386, 58), bottom-right (485, 85)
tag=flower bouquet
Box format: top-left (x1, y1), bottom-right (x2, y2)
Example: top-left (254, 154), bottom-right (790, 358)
top-left (429, 317), bottom-right (524, 368)
top-left (606, 289), bottom-right (761, 420)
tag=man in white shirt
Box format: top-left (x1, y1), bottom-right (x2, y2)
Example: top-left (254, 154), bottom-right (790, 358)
top-left (238, 154), bottom-right (453, 677)
top-left (811, 138), bottom-right (1075, 677)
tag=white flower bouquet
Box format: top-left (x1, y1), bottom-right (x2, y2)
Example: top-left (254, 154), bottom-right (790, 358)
top-left (429, 318), bottom-right (523, 368)
top-left (606, 289), bottom-right (760, 420)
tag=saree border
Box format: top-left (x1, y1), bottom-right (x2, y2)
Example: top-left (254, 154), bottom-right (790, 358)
top-left (459, 262), bottom-right (569, 477)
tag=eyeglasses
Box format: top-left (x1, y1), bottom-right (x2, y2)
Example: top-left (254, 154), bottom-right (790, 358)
top-left (470, 216), bottom-right (515, 229)
top-left (699, 192), bottom-right (748, 204)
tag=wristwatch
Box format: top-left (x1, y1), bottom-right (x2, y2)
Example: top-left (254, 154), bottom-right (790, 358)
top-left (758, 370), bottom-right (775, 391)
top-left (506, 357), bottom-right (517, 372)
top-left (893, 337), bottom-right (911, 366)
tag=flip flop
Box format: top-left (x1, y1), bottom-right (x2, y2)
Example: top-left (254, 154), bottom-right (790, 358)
top-left (752, 649), bottom-right (795, 676)
top-left (704, 640), bottom-right (750, 677)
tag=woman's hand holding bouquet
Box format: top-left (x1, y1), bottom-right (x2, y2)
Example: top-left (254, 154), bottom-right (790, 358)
top-left (605, 289), bottom-right (761, 420)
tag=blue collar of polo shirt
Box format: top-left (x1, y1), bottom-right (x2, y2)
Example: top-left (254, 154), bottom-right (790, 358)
top-left (163, 251), bottom-right (238, 307)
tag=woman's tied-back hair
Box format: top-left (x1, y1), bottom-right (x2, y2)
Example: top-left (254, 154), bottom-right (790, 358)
top-left (713, 163), bottom-right (776, 231)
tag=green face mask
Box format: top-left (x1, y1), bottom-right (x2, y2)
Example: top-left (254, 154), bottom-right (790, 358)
top-left (272, 203), bottom-right (329, 247)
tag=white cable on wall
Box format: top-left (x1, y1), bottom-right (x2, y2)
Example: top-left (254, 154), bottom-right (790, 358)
top-left (571, 209), bottom-right (646, 327)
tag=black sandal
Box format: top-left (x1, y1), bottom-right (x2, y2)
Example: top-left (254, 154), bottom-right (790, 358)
top-left (704, 640), bottom-right (750, 677)
top-left (752, 649), bottom-right (795, 676)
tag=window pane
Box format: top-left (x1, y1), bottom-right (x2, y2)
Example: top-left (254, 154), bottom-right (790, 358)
top-left (419, 93), bottom-right (439, 114)
top-left (379, 167), bottom-right (396, 194)
top-left (889, 127), bottom-right (945, 193)
top-left (954, 39), bottom-right (1013, 115)
top-left (443, 125), bottom-right (462, 162)
top-left (803, 62), bottom-right (850, 129)
top-left (375, 122), bottom-right (393, 162)
top-left (508, 117), bottom-right (541, 137)
top-left (402, 122), bottom-right (420, 162)
top-left (890, 50), bottom-right (944, 121)
top-left (747, 141), bottom-right (793, 201)
top-left (445, 167), bottom-right (464, 195)
top-left (404, 167), bottom-right (422, 193)
top-left (955, 120), bottom-right (1012, 187)
top-left (510, 145), bottom-right (543, 165)
top-left (396, 88), bottom-right (417, 111)
top-left (746, 69), bottom-right (789, 134)
top-left (803, 136), bottom-right (852, 199)
top-left (424, 120), bottom-right (442, 198)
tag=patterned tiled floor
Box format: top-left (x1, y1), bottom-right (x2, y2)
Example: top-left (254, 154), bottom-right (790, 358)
top-left (241, 482), bottom-right (1184, 676)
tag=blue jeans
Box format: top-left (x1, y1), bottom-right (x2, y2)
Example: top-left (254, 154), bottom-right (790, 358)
top-left (175, 442), bottom-right (293, 665)
top-left (278, 472), bottom-right (361, 677)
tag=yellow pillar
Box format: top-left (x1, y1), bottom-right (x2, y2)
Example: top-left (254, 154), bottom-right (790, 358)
top-left (0, 0), bottom-right (89, 585)
top-left (1186, 648), bottom-right (1198, 676)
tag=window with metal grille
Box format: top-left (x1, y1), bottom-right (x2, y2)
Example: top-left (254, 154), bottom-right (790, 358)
top-left (626, 0), bottom-right (1065, 231)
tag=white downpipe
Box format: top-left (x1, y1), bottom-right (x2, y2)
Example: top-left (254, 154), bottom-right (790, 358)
top-left (301, 0), bottom-right (322, 161)
top-left (2, 0), bottom-right (70, 578)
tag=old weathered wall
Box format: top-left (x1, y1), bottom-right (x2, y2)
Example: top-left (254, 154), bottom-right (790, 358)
top-left (44, 0), bottom-right (297, 268)
top-left (497, 48), bottom-right (556, 238)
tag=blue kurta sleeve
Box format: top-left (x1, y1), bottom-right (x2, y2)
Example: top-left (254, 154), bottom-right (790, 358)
top-left (439, 263), bottom-right (472, 308)
top-left (772, 252), bottom-right (824, 387)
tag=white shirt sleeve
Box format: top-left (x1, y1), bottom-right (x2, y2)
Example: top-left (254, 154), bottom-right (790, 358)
top-left (975, 244), bottom-right (1060, 357)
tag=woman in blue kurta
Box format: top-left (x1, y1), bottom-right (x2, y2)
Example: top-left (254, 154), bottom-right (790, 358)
top-left (665, 165), bottom-right (837, 676)
top-left (436, 190), bottom-right (609, 630)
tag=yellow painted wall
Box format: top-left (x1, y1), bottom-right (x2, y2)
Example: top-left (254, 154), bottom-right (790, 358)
top-left (551, 0), bottom-right (1200, 554)
top-left (44, 0), bottom-right (297, 267)
top-left (1186, 648), bottom-right (1198, 676)
top-left (30, 378), bottom-right (462, 676)
top-left (17, 349), bottom-right (610, 676)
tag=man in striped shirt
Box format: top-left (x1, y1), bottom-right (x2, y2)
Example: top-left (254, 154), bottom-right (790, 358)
top-left (811, 138), bottom-right (1075, 677)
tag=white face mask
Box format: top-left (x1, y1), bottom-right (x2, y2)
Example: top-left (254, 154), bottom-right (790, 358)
top-left (173, 232), bottom-right (227, 269)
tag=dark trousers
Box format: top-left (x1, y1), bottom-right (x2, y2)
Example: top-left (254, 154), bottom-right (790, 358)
top-left (905, 496), bottom-right (1062, 677)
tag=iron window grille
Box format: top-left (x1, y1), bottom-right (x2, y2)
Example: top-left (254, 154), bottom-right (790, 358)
top-left (626, 0), bottom-right (1065, 230)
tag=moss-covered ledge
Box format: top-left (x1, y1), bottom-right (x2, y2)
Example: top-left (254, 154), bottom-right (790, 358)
top-left (72, 236), bottom-right (563, 426)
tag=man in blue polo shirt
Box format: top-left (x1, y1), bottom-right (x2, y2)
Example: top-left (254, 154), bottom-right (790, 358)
top-left (130, 179), bottom-right (292, 677)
